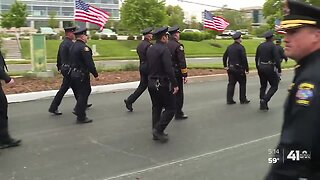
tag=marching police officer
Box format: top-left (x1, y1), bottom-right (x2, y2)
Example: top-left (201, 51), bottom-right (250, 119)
top-left (255, 30), bottom-right (280, 110)
top-left (167, 26), bottom-right (188, 120)
top-left (147, 27), bottom-right (179, 143)
top-left (275, 38), bottom-right (288, 80)
top-left (265, 0), bottom-right (320, 179)
top-left (223, 32), bottom-right (250, 105)
top-left (124, 27), bottom-right (153, 112)
top-left (70, 28), bottom-right (99, 124)
top-left (49, 26), bottom-right (78, 115)
top-left (0, 50), bottom-right (21, 149)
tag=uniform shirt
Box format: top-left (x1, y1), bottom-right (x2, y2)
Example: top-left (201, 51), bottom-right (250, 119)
top-left (271, 50), bottom-right (320, 178)
top-left (56, 37), bottom-right (74, 71)
top-left (0, 51), bottom-right (11, 84)
top-left (136, 39), bottom-right (152, 64)
top-left (147, 40), bottom-right (177, 87)
top-left (70, 39), bottom-right (98, 78)
top-left (223, 42), bottom-right (249, 72)
top-left (167, 38), bottom-right (188, 77)
top-left (276, 44), bottom-right (288, 62)
top-left (255, 41), bottom-right (281, 72)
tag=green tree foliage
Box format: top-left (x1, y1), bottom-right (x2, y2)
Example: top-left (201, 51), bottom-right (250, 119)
top-left (0, 1), bottom-right (27, 29)
top-left (48, 11), bottom-right (58, 28)
top-left (166, 5), bottom-right (185, 28)
top-left (120, 0), bottom-right (168, 33)
top-left (222, 9), bottom-right (251, 30)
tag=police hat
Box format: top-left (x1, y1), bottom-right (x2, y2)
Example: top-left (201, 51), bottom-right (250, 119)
top-left (141, 27), bottom-right (153, 35)
top-left (73, 28), bottom-right (87, 36)
top-left (64, 26), bottom-right (76, 32)
top-left (281, 0), bottom-right (320, 30)
top-left (263, 30), bottom-right (274, 38)
top-left (232, 32), bottom-right (242, 40)
top-left (168, 26), bottom-right (180, 34)
top-left (152, 26), bottom-right (168, 38)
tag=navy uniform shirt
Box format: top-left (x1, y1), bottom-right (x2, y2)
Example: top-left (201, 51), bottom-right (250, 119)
top-left (70, 39), bottom-right (98, 78)
top-left (136, 39), bottom-right (152, 64)
top-left (147, 40), bottom-right (177, 87)
top-left (167, 38), bottom-right (188, 77)
top-left (276, 44), bottom-right (288, 62)
top-left (0, 51), bottom-right (10, 84)
top-left (255, 41), bottom-right (281, 72)
top-left (223, 42), bottom-right (249, 72)
top-left (56, 37), bottom-right (74, 71)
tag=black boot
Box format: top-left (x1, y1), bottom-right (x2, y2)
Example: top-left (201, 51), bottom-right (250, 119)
top-left (124, 99), bottom-right (133, 112)
top-left (152, 129), bottom-right (169, 143)
top-left (48, 109), bottom-right (62, 115)
top-left (76, 117), bottom-right (93, 124)
top-left (240, 99), bottom-right (250, 104)
top-left (260, 99), bottom-right (269, 111)
top-left (0, 129), bottom-right (21, 149)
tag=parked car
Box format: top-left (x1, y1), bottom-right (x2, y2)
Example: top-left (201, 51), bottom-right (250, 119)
top-left (182, 29), bottom-right (201, 33)
top-left (221, 30), bottom-right (235, 36)
top-left (40, 27), bottom-right (57, 35)
top-left (237, 29), bottom-right (249, 35)
top-left (95, 28), bottom-right (118, 37)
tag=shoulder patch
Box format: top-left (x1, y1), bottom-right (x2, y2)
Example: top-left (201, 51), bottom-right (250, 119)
top-left (179, 45), bottom-right (184, 51)
top-left (295, 83), bottom-right (315, 106)
top-left (84, 47), bottom-right (90, 51)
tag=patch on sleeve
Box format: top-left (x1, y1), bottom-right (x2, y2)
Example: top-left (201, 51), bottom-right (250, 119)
top-left (179, 45), bottom-right (184, 51)
top-left (84, 47), bottom-right (90, 51)
top-left (295, 83), bottom-right (315, 106)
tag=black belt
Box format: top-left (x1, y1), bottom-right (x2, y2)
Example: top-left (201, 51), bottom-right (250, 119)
top-left (260, 61), bottom-right (274, 65)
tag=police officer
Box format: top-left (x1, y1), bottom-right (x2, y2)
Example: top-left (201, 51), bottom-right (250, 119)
top-left (223, 32), bottom-right (250, 105)
top-left (0, 50), bottom-right (21, 149)
top-left (147, 27), bottom-right (179, 143)
top-left (70, 28), bottom-right (99, 124)
top-left (275, 38), bottom-right (288, 80)
top-left (48, 26), bottom-right (78, 115)
top-left (255, 30), bottom-right (281, 110)
top-left (265, 1), bottom-right (320, 179)
top-left (167, 26), bottom-right (188, 120)
top-left (124, 27), bottom-right (153, 112)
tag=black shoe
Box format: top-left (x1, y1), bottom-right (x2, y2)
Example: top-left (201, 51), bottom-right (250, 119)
top-left (0, 138), bottom-right (21, 149)
top-left (87, 104), bottom-right (92, 108)
top-left (227, 100), bottom-right (236, 105)
top-left (153, 133), bottom-right (168, 140)
top-left (49, 109), bottom-right (62, 115)
top-left (76, 117), bottom-right (93, 124)
top-left (260, 100), bottom-right (269, 111)
top-left (240, 99), bottom-right (250, 104)
top-left (124, 99), bottom-right (133, 112)
top-left (152, 129), bottom-right (169, 143)
top-left (175, 114), bottom-right (188, 120)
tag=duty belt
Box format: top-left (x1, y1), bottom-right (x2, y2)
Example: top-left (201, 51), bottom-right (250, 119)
top-left (260, 61), bottom-right (274, 65)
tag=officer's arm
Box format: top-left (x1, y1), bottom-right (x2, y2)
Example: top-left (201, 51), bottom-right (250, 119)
top-left (82, 47), bottom-right (98, 78)
top-left (223, 47), bottom-right (228, 68)
top-left (281, 47), bottom-right (288, 62)
top-left (0, 52), bottom-right (11, 83)
top-left (273, 45), bottom-right (281, 73)
top-left (176, 45), bottom-right (187, 77)
top-left (255, 46), bottom-right (260, 69)
top-left (162, 48), bottom-right (177, 87)
top-left (241, 45), bottom-right (249, 72)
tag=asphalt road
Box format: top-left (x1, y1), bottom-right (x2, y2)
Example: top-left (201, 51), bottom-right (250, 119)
top-left (0, 71), bottom-right (293, 180)
top-left (7, 57), bottom-right (256, 72)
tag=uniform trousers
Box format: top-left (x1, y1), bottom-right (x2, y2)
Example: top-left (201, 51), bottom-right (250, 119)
top-left (126, 67), bottom-right (148, 104)
top-left (175, 73), bottom-right (184, 115)
top-left (72, 75), bottom-right (91, 120)
top-left (0, 85), bottom-right (10, 141)
top-left (258, 65), bottom-right (279, 102)
top-left (226, 70), bottom-right (247, 102)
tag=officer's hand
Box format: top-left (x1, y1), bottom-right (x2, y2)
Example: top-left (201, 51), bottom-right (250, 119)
top-left (224, 67), bottom-right (229, 70)
top-left (95, 77), bottom-right (99, 81)
top-left (173, 86), bottom-right (179, 95)
top-left (246, 71), bottom-right (249, 74)
top-left (8, 78), bottom-right (14, 84)
top-left (183, 77), bottom-right (188, 84)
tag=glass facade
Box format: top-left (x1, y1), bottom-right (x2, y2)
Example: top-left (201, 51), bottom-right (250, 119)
top-left (0, 0), bottom-right (120, 29)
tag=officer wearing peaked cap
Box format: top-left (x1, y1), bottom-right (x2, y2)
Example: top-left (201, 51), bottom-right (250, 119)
top-left (167, 26), bottom-right (188, 120)
top-left (69, 28), bottom-right (99, 124)
top-left (223, 31), bottom-right (250, 105)
top-left (124, 27), bottom-right (153, 112)
top-left (255, 30), bottom-right (281, 111)
top-left (265, 1), bottom-right (320, 179)
top-left (275, 38), bottom-right (288, 79)
top-left (147, 26), bottom-right (179, 142)
top-left (49, 26), bottom-right (78, 116)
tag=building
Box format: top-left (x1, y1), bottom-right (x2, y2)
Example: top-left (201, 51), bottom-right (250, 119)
top-left (240, 6), bottom-right (266, 27)
top-left (0, 0), bottom-right (120, 29)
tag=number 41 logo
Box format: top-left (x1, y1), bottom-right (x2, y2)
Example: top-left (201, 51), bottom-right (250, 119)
top-left (287, 150), bottom-right (300, 161)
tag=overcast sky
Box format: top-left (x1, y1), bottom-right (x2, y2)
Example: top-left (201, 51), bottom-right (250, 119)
top-left (165, 0), bottom-right (266, 21)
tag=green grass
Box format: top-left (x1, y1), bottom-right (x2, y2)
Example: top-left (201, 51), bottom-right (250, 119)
top-left (20, 39), bottom-right (265, 61)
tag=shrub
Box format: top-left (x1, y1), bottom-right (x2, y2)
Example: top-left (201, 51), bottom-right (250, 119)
top-left (121, 63), bottom-right (138, 71)
top-left (45, 34), bottom-right (59, 40)
top-left (109, 35), bottom-right (117, 40)
top-left (136, 35), bottom-right (143, 40)
top-left (127, 35), bottom-right (135, 40)
top-left (91, 34), bottom-right (99, 40)
top-left (101, 34), bottom-right (108, 40)
top-left (180, 32), bottom-right (212, 41)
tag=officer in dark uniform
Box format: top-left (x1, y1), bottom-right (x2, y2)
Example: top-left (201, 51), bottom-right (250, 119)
top-left (48, 26), bottom-right (78, 115)
top-left (69, 28), bottom-right (99, 124)
top-left (167, 26), bottom-right (188, 120)
top-left (147, 26), bottom-right (179, 143)
top-left (275, 38), bottom-right (288, 80)
top-left (0, 50), bottom-right (21, 149)
top-left (124, 27), bottom-right (153, 112)
top-left (223, 32), bottom-right (250, 105)
top-left (255, 30), bottom-right (281, 110)
top-left (265, 1), bottom-right (320, 179)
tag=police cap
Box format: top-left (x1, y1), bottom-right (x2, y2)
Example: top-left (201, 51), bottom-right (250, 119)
top-left (152, 26), bottom-right (168, 38)
top-left (64, 26), bottom-right (76, 32)
top-left (74, 28), bottom-right (87, 36)
top-left (263, 30), bottom-right (274, 38)
top-left (281, 0), bottom-right (320, 30)
top-left (141, 27), bottom-right (153, 35)
top-left (232, 32), bottom-right (242, 40)
top-left (168, 26), bottom-right (180, 34)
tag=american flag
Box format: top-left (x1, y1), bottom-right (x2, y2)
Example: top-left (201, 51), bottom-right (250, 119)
top-left (203, 10), bottom-right (229, 32)
top-left (74, 0), bottom-right (110, 30)
top-left (275, 19), bottom-right (286, 34)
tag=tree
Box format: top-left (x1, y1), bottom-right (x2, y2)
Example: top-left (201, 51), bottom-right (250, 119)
top-left (222, 9), bottom-right (251, 30)
top-left (166, 5), bottom-right (185, 28)
top-left (48, 11), bottom-right (58, 28)
top-left (0, 1), bottom-right (27, 29)
top-left (120, 0), bottom-right (168, 33)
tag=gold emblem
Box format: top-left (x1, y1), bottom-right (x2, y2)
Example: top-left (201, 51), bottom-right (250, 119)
top-left (179, 46), bottom-right (184, 51)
